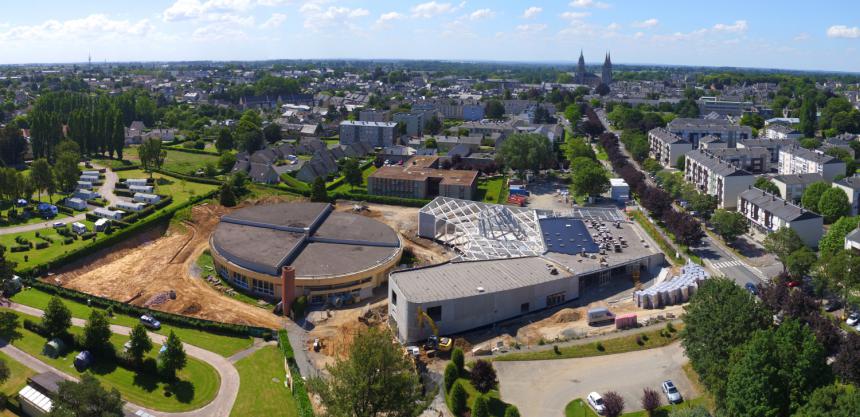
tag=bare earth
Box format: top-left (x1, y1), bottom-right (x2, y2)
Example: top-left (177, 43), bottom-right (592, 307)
top-left (53, 202), bottom-right (283, 329)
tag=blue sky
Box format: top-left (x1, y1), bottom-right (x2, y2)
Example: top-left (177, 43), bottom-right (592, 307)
top-left (1, 1), bottom-right (859, 72)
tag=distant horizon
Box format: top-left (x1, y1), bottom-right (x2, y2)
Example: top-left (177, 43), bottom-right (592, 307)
top-left (2, 57), bottom-right (858, 77)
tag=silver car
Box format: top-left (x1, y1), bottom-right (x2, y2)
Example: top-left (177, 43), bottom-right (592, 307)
top-left (662, 380), bottom-right (683, 404)
top-left (587, 392), bottom-right (606, 415)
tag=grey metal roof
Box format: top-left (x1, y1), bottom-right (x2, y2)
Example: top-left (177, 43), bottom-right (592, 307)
top-left (846, 227), bottom-right (860, 245)
top-left (739, 187), bottom-right (821, 222)
top-left (648, 127), bottom-right (688, 144)
top-left (391, 256), bottom-right (570, 303)
top-left (836, 176), bottom-right (860, 191)
top-left (772, 173), bottom-right (826, 186)
top-left (685, 150), bottom-right (752, 177)
top-left (781, 145), bottom-right (840, 165)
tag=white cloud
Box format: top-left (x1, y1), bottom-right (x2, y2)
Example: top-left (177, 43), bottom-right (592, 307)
top-left (561, 11), bottom-right (590, 21)
top-left (260, 12), bottom-right (286, 29)
top-left (827, 25), bottom-right (860, 38)
top-left (569, 0), bottom-right (609, 8)
top-left (299, 4), bottom-right (369, 30)
top-left (163, 0), bottom-right (254, 22)
top-left (0, 14), bottom-right (154, 42)
top-left (793, 32), bottom-right (810, 41)
top-left (606, 22), bottom-right (620, 31)
top-left (516, 23), bottom-right (547, 33)
top-left (632, 18), bottom-right (658, 28)
top-left (522, 7), bottom-right (542, 19)
top-left (469, 9), bottom-right (494, 21)
top-left (192, 24), bottom-right (247, 41)
top-left (411, 2), bottom-right (453, 18)
top-left (374, 11), bottom-right (404, 29)
top-left (712, 20), bottom-right (747, 33)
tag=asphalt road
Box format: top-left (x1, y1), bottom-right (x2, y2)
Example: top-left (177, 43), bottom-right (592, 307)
top-left (496, 343), bottom-right (694, 417)
top-left (692, 236), bottom-right (764, 287)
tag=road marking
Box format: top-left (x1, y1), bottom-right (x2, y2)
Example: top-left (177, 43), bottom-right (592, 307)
top-left (711, 260), bottom-right (742, 269)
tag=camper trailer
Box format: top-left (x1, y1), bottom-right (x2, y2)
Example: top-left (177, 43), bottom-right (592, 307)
top-left (71, 222), bottom-right (87, 234)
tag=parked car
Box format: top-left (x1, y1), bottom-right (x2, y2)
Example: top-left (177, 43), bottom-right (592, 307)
top-left (140, 314), bottom-right (161, 330)
top-left (587, 392), bottom-right (606, 415)
top-left (744, 282), bottom-right (758, 296)
top-left (52, 221), bottom-right (66, 229)
top-left (847, 312), bottom-right (860, 327)
top-left (662, 380), bottom-right (683, 404)
top-left (823, 299), bottom-right (842, 312)
top-left (786, 280), bottom-right (802, 288)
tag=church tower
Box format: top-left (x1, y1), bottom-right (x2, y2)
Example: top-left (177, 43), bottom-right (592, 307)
top-left (576, 50), bottom-right (586, 84)
top-left (602, 52), bottom-right (613, 85)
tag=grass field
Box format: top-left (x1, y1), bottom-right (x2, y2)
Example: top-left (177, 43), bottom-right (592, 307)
top-left (0, 351), bottom-right (36, 397)
top-left (0, 206), bottom-right (70, 227)
top-left (3, 308), bottom-right (220, 412)
top-left (448, 377), bottom-right (511, 417)
top-left (280, 174), bottom-right (310, 191)
top-left (330, 164), bottom-right (377, 194)
top-left (565, 397), bottom-right (709, 417)
top-left (10, 289), bottom-right (253, 357)
top-left (196, 250), bottom-right (262, 307)
top-left (116, 169), bottom-right (218, 210)
top-left (0, 219), bottom-right (103, 267)
top-left (476, 177), bottom-right (508, 204)
top-left (629, 210), bottom-right (683, 266)
top-left (230, 345), bottom-right (298, 417)
top-left (114, 149), bottom-right (220, 176)
top-left (495, 325), bottom-right (682, 361)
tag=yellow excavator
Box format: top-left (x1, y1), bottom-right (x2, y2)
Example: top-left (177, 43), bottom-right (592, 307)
top-left (416, 307), bottom-right (453, 352)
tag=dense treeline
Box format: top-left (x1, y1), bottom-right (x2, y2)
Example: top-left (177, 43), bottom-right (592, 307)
top-left (28, 91), bottom-right (155, 160)
top-left (211, 75), bottom-right (302, 102)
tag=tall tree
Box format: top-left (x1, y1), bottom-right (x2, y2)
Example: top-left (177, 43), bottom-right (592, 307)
top-left (215, 128), bottom-right (234, 152)
top-left (159, 331), bottom-right (187, 380)
top-left (82, 310), bottom-right (112, 355)
top-left (763, 227), bottom-right (805, 272)
top-left (754, 177), bottom-right (780, 197)
top-left (485, 100), bottom-right (505, 119)
top-left (817, 250), bottom-right (860, 316)
top-left (799, 93), bottom-right (818, 137)
top-left (785, 247), bottom-right (817, 279)
top-left (138, 138), bottom-right (166, 178)
top-left (834, 333), bottom-right (860, 385)
top-left (30, 158), bottom-right (54, 202)
top-left (794, 383), bottom-right (860, 417)
top-left (49, 374), bottom-right (125, 417)
top-left (682, 278), bottom-right (770, 406)
top-left (308, 327), bottom-right (427, 417)
top-left (127, 324), bottom-right (153, 366)
top-left (497, 133), bottom-right (553, 177)
top-left (470, 360), bottom-right (497, 394)
top-left (0, 124), bottom-right (27, 167)
top-left (817, 187), bottom-right (850, 224)
top-left (709, 209), bottom-right (748, 243)
top-left (42, 296), bottom-right (72, 339)
top-left (263, 123), bottom-right (282, 144)
top-left (801, 181), bottom-right (831, 210)
top-left (310, 177), bottom-right (328, 202)
top-left (570, 163), bottom-right (609, 198)
top-left (111, 110), bottom-right (125, 160)
top-left (724, 320), bottom-right (831, 417)
top-left (53, 152), bottom-right (81, 193)
top-left (342, 159), bottom-right (363, 190)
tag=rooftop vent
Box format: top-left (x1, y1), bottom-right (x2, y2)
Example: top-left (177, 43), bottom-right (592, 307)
top-left (476, 287), bottom-right (485, 293)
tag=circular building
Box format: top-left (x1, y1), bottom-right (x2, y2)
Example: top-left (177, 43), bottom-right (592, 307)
top-left (210, 202), bottom-right (402, 305)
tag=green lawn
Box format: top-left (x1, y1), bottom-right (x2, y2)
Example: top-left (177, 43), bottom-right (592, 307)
top-left (119, 149), bottom-right (220, 176)
top-left (0, 351), bottom-right (36, 397)
top-left (630, 210), bottom-right (683, 266)
top-left (476, 177), bottom-right (508, 204)
top-left (448, 377), bottom-right (511, 417)
top-left (230, 345), bottom-right (298, 417)
top-left (595, 145), bottom-right (609, 161)
top-left (330, 164), bottom-right (377, 194)
top-left (3, 308), bottom-right (220, 412)
top-left (495, 325), bottom-right (682, 361)
top-left (280, 174), bottom-right (310, 191)
top-left (90, 157), bottom-right (138, 170)
top-left (116, 169), bottom-right (218, 210)
top-left (197, 250), bottom-right (262, 307)
top-left (0, 205), bottom-right (71, 228)
top-left (11, 288), bottom-right (253, 357)
top-left (565, 397), bottom-right (709, 417)
top-left (0, 219), bottom-right (104, 267)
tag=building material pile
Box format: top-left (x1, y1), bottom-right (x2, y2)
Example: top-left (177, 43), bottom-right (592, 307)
top-left (634, 262), bottom-right (708, 309)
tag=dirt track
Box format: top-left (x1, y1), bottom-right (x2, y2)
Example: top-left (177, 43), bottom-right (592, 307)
top-left (55, 203), bottom-right (283, 329)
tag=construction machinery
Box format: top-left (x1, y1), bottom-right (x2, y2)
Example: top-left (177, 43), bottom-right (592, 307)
top-left (416, 307), bottom-right (453, 352)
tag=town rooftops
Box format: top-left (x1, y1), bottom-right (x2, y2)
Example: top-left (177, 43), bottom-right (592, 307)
top-left (781, 145), bottom-right (841, 164)
top-left (370, 164), bottom-right (479, 187)
top-left (339, 120), bottom-right (397, 128)
top-left (648, 127), bottom-right (688, 144)
top-left (686, 149), bottom-right (753, 177)
top-left (739, 187), bottom-right (821, 222)
top-left (772, 173), bottom-right (826, 185)
top-left (699, 135), bottom-right (726, 144)
top-left (836, 176), bottom-right (860, 191)
top-left (667, 117), bottom-right (746, 130)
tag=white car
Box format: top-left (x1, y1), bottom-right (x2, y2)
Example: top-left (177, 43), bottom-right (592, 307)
top-left (52, 221), bottom-right (66, 229)
top-left (662, 380), bottom-right (683, 404)
top-left (847, 312), bottom-right (860, 327)
top-left (587, 392), bottom-right (606, 415)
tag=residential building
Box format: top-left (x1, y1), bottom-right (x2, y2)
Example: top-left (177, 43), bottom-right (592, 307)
top-left (696, 97), bottom-right (753, 117)
top-left (699, 135), bottom-right (729, 150)
top-left (777, 145), bottom-right (846, 181)
top-left (737, 138), bottom-right (792, 164)
top-left (684, 150), bottom-right (756, 209)
top-left (846, 227), bottom-right (860, 252)
top-left (834, 176), bottom-right (860, 216)
top-left (359, 109), bottom-right (388, 122)
top-left (738, 187), bottom-right (824, 248)
top-left (648, 127), bottom-right (692, 168)
top-left (367, 156), bottom-right (478, 200)
top-left (771, 173), bottom-right (826, 203)
top-left (705, 147), bottom-right (771, 173)
top-left (339, 120), bottom-right (397, 147)
top-left (666, 118), bottom-right (752, 148)
top-left (393, 112), bottom-right (425, 136)
top-left (764, 124), bottom-right (802, 140)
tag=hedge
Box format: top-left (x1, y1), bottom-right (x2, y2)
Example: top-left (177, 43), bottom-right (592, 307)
top-left (114, 189), bottom-right (134, 198)
top-left (35, 242), bottom-right (49, 250)
top-left (153, 169), bottom-right (223, 185)
top-left (56, 205), bottom-right (75, 215)
top-left (110, 164), bottom-right (142, 172)
top-left (325, 159), bottom-right (374, 191)
top-left (164, 146), bottom-right (221, 156)
top-left (278, 330), bottom-right (314, 417)
top-left (330, 191), bottom-right (430, 207)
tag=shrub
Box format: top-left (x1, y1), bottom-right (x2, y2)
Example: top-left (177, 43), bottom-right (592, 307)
top-left (553, 345), bottom-right (561, 355)
top-left (504, 406), bottom-right (521, 417)
top-left (444, 362), bottom-right (458, 393)
top-left (10, 246), bottom-right (29, 253)
top-left (641, 388), bottom-right (662, 417)
top-left (666, 322), bottom-right (676, 333)
top-left (603, 391), bottom-right (625, 417)
top-left (81, 232), bottom-right (96, 241)
top-left (277, 330), bottom-right (314, 417)
top-left (471, 395), bottom-right (489, 417)
top-left (596, 342), bottom-right (605, 351)
top-left (290, 295), bottom-right (308, 318)
top-left (636, 335), bottom-right (644, 346)
top-left (449, 381), bottom-right (467, 416)
top-left (35, 242), bottom-right (49, 250)
top-left (63, 238), bottom-right (73, 245)
top-left (451, 348), bottom-right (465, 375)
top-left (470, 360), bottom-right (497, 394)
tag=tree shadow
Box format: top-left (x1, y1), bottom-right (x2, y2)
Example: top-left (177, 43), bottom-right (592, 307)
top-left (131, 370), bottom-right (159, 393)
top-left (168, 379), bottom-right (195, 404)
top-left (89, 357), bottom-right (118, 376)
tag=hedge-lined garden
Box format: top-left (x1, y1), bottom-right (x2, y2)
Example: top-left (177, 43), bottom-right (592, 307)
top-left (278, 330), bottom-right (314, 417)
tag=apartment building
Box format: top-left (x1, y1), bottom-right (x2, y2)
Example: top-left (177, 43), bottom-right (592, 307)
top-left (777, 145), bottom-right (846, 182)
top-left (737, 138), bottom-right (793, 164)
top-left (339, 120), bottom-right (397, 147)
top-left (393, 112), bottom-right (424, 136)
top-left (667, 118), bottom-right (752, 148)
top-left (764, 124), bottom-right (802, 140)
top-left (648, 127), bottom-right (692, 168)
top-left (684, 150), bottom-right (756, 209)
top-left (771, 173), bottom-right (826, 203)
top-left (834, 176), bottom-right (860, 216)
top-left (705, 147), bottom-right (771, 174)
top-left (697, 97), bottom-right (753, 117)
top-left (367, 156), bottom-right (478, 200)
top-left (738, 187), bottom-right (824, 248)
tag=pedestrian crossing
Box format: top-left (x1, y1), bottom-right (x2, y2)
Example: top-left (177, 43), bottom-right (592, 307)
top-left (710, 260), bottom-right (743, 269)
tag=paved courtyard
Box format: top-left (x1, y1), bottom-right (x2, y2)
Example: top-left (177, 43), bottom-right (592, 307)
top-left (495, 342), bottom-right (695, 417)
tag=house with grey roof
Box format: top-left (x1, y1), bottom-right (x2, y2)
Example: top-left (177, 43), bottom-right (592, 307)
top-left (684, 149), bottom-right (756, 209)
top-left (667, 118), bottom-right (752, 148)
top-left (738, 187), bottom-right (823, 248)
top-left (706, 146), bottom-right (771, 173)
top-left (846, 226), bottom-right (860, 252)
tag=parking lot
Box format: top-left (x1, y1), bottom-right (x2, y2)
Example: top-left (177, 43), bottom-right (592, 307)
top-left (495, 342), bottom-right (695, 416)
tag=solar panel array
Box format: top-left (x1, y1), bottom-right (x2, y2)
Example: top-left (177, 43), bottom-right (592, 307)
top-left (634, 263), bottom-right (709, 309)
top-left (539, 218), bottom-right (600, 255)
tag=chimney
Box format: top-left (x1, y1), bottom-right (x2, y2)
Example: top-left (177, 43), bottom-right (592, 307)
top-left (281, 266), bottom-right (296, 317)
